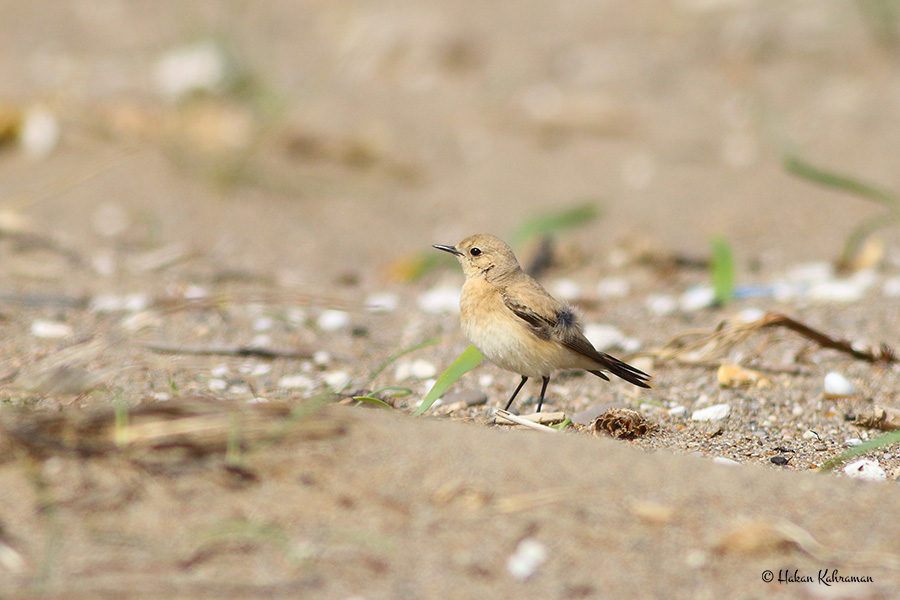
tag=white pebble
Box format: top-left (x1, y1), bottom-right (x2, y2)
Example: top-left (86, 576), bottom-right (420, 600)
top-left (366, 292), bottom-right (399, 313)
top-left (90, 293), bottom-right (149, 313)
top-left (252, 316), bottom-right (274, 332)
top-left (596, 276), bottom-right (630, 298)
top-left (183, 285), bottom-right (208, 300)
top-left (152, 392), bottom-right (171, 401)
top-left (668, 405), bottom-right (686, 417)
top-left (418, 286), bottom-right (460, 314)
top-left (155, 40), bottom-right (227, 101)
top-left (278, 374), bottom-right (315, 390)
top-left (786, 261), bottom-right (834, 283)
top-left (808, 279), bottom-right (868, 303)
top-left (249, 334), bottom-right (272, 347)
top-left (208, 378), bottom-right (228, 392)
top-left (317, 309), bottom-right (350, 331)
top-left (679, 286), bottom-right (716, 312)
top-left (250, 364), bottom-right (272, 376)
top-left (583, 324), bottom-right (624, 352)
top-left (211, 364), bottom-right (229, 377)
top-left (410, 359), bottom-right (437, 380)
top-left (551, 279), bottom-right (581, 301)
top-left (19, 106), bottom-right (60, 159)
top-left (691, 403), bottom-right (731, 422)
top-left (842, 459), bottom-right (886, 481)
top-left (506, 538), bottom-right (548, 581)
top-left (883, 277), bottom-right (900, 297)
top-left (30, 319), bottom-right (72, 339)
top-left (791, 405), bottom-right (804, 416)
top-left (247, 396), bottom-right (269, 404)
top-left (313, 350), bottom-right (331, 366)
top-left (802, 430), bottom-right (819, 440)
top-left (712, 457), bottom-right (740, 467)
top-left (645, 294), bottom-right (677, 316)
top-left (844, 438), bottom-right (863, 448)
top-left (824, 371), bottom-right (854, 396)
top-left (478, 374), bottom-right (494, 388)
top-left (324, 371), bottom-right (351, 391)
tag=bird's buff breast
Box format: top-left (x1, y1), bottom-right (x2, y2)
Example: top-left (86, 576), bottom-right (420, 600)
top-left (459, 279), bottom-right (567, 378)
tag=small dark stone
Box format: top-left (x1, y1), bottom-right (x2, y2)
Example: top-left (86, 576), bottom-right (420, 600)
top-left (770, 456), bottom-right (789, 466)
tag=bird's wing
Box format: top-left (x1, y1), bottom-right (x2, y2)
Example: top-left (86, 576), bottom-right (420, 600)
top-left (501, 286), bottom-right (652, 389)
top-left (500, 287), bottom-right (559, 340)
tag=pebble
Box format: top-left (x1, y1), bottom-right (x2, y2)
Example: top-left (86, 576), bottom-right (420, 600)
top-left (278, 374), bottom-right (315, 390)
top-left (691, 403), bottom-right (731, 422)
top-left (596, 277), bottom-right (630, 298)
top-left (883, 277), bottom-right (900, 297)
top-left (410, 359), bottom-right (437, 380)
top-left (712, 457), bottom-right (740, 467)
top-left (30, 319), bottom-right (73, 339)
top-left (734, 308), bottom-right (766, 323)
top-left (842, 459), bottom-right (886, 481)
top-left (89, 293), bottom-right (149, 313)
top-left (802, 430), bottom-right (820, 441)
top-left (365, 292), bottom-right (399, 313)
top-left (824, 371), bottom-right (854, 396)
top-left (787, 261), bottom-right (834, 283)
top-left (679, 286), bottom-right (715, 312)
top-left (313, 350), bottom-right (331, 366)
top-left (551, 279), bottom-right (581, 301)
top-left (155, 40), bottom-right (227, 101)
top-left (418, 286), bottom-right (461, 314)
top-left (252, 316), bottom-right (274, 331)
top-left (478, 374), bottom-right (494, 388)
top-left (506, 538), bottom-right (548, 581)
top-left (211, 364), bottom-right (229, 377)
top-left (324, 371), bottom-right (351, 391)
top-left (317, 309), bottom-right (350, 331)
top-left (208, 378), bottom-right (228, 392)
top-left (395, 359), bottom-right (437, 381)
top-left (183, 285), bottom-right (208, 300)
top-left (583, 324), bottom-right (624, 352)
top-left (668, 405), bottom-right (687, 417)
top-left (844, 438), bottom-right (863, 448)
top-left (19, 106), bottom-right (60, 159)
top-left (645, 294), bottom-right (677, 316)
top-left (250, 364), bottom-right (272, 376)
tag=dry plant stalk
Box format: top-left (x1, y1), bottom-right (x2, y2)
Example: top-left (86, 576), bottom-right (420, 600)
top-left (650, 312), bottom-right (897, 366)
top-left (0, 397), bottom-right (344, 460)
top-left (855, 406), bottom-right (900, 431)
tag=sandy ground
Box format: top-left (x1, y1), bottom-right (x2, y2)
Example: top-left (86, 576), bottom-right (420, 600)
top-left (2, 1), bottom-right (900, 598)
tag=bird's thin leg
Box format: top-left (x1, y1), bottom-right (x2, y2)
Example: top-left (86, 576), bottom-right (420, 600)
top-left (536, 376), bottom-right (550, 413)
top-left (504, 376), bottom-right (529, 411)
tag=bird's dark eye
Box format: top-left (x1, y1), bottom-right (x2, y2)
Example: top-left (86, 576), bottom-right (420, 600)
top-left (470, 248), bottom-right (482, 257)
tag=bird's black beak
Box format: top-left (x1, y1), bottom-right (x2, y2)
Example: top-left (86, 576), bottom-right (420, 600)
top-left (433, 244), bottom-right (463, 256)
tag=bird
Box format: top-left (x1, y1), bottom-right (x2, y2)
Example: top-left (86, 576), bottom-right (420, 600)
top-left (433, 233), bottom-right (651, 412)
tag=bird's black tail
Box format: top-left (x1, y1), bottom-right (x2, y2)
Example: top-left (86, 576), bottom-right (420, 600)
top-left (589, 353), bottom-right (651, 389)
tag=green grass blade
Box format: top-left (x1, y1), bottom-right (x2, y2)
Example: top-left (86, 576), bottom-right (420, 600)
top-left (414, 345), bottom-right (483, 416)
top-left (510, 203), bottom-right (601, 245)
top-left (782, 154), bottom-right (899, 209)
top-left (711, 236), bottom-right (735, 305)
top-left (369, 336), bottom-right (442, 382)
top-left (820, 429), bottom-right (900, 471)
top-left (352, 396), bottom-right (394, 409)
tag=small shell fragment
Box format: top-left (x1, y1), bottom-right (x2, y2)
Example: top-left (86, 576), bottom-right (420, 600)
top-left (716, 363), bottom-right (770, 388)
top-left (842, 459), bottom-right (886, 481)
top-left (691, 404), bottom-right (731, 422)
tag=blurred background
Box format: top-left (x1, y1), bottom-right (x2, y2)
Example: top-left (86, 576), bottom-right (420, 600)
top-left (1, 0), bottom-right (899, 289)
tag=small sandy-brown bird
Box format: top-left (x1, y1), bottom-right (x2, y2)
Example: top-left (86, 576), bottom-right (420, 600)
top-left (434, 233), bottom-right (651, 412)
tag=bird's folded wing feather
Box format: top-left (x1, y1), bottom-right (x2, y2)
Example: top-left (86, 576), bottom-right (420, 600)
top-left (502, 287), bottom-right (651, 388)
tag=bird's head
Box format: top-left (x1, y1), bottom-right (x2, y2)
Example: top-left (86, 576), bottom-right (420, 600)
top-left (433, 233), bottom-right (522, 282)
